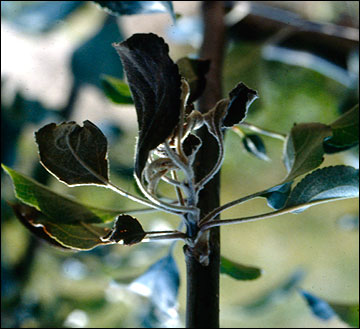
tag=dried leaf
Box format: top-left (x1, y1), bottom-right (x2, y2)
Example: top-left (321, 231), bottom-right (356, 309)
top-left (176, 57), bottom-right (210, 103)
top-left (35, 120), bottom-right (109, 186)
top-left (113, 33), bottom-right (182, 178)
top-left (182, 133), bottom-right (202, 163)
top-left (203, 99), bottom-right (229, 138)
top-left (223, 82), bottom-right (258, 127)
top-left (102, 214), bottom-right (146, 245)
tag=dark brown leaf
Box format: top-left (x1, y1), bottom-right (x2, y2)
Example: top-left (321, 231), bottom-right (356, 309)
top-left (223, 82), bottom-right (258, 127)
top-left (113, 33), bottom-right (182, 178)
top-left (176, 57), bottom-right (210, 103)
top-left (182, 133), bottom-right (202, 161)
top-left (102, 214), bottom-right (146, 245)
top-left (35, 120), bottom-right (108, 186)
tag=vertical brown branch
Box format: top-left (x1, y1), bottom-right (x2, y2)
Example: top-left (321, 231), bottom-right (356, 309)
top-left (184, 1), bottom-right (226, 328)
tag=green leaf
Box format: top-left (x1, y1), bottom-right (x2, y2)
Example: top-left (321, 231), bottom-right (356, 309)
top-left (10, 202), bottom-right (73, 250)
top-left (261, 182), bottom-right (293, 210)
top-left (11, 202), bottom-right (110, 250)
top-left (324, 104), bottom-right (359, 153)
top-left (102, 214), bottom-right (146, 245)
top-left (286, 165), bottom-right (359, 212)
top-left (101, 74), bottom-right (133, 104)
top-left (35, 120), bottom-right (109, 186)
top-left (2, 164), bottom-right (119, 224)
top-left (220, 256), bottom-right (262, 280)
top-left (242, 134), bottom-right (269, 161)
top-left (299, 290), bottom-right (359, 327)
top-left (330, 303), bottom-right (359, 328)
top-left (283, 123), bottom-right (332, 182)
top-left (113, 33), bottom-right (182, 178)
top-left (176, 57), bottom-right (210, 103)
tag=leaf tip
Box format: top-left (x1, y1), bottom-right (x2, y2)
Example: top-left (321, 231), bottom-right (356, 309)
top-left (1, 163), bottom-right (9, 173)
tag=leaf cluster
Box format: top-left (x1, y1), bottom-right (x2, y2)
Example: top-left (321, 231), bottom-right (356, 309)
top-left (2, 32), bottom-right (358, 274)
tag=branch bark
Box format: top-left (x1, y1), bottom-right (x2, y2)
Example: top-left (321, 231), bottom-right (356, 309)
top-left (184, 2), bottom-right (226, 327)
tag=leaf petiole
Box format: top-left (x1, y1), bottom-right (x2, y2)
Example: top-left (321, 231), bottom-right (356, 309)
top-left (143, 230), bottom-right (188, 241)
top-left (198, 196), bottom-right (358, 233)
top-left (134, 174), bottom-right (194, 214)
top-left (176, 79), bottom-right (191, 162)
top-left (240, 122), bottom-right (286, 140)
top-left (198, 189), bottom-right (266, 226)
top-left (195, 123), bottom-right (224, 192)
top-left (65, 130), bottom-right (187, 214)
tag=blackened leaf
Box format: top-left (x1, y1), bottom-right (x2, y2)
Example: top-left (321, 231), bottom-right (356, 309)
top-left (101, 74), bottom-right (133, 104)
top-left (176, 57), bottom-right (210, 103)
top-left (299, 290), bottom-right (336, 321)
top-left (286, 165), bottom-right (359, 212)
top-left (242, 134), bottom-right (269, 161)
top-left (324, 104), bottom-right (359, 153)
top-left (94, 1), bottom-right (176, 22)
top-left (261, 182), bottom-right (293, 210)
top-left (2, 164), bottom-right (119, 224)
top-left (223, 82), bottom-right (258, 127)
top-left (220, 256), bottom-right (262, 280)
top-left (129, 254), bottom-right (180, 317)
top-left (35, 120), bottom-right (109, 186)
top-left (203, 99), bottom-right (229, 138)
top-left (330, 303), bottom-right (359, 328)
top-left (102, 215), bottom-right (145, 245)
top-left (113, 33), bottom-right (182, 178)
top-left (182, 133), bottom-right (202, 164)
top-left (11, 202), bottom-right (110, 250)
top-left (283, 123), bottom-right (332, 182)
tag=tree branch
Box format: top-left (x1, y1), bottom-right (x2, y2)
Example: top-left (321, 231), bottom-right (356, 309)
top-left (184, 2), bottom-right (226, 328)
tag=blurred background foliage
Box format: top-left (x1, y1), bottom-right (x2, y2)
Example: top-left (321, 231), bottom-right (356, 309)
top-left (1, 1), bottom-right (358, 328)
